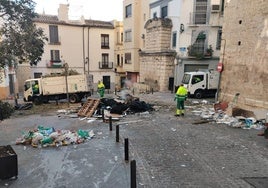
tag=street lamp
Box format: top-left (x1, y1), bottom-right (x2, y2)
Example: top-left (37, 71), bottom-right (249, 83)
top-left (63, 62), bottom-right (70, 107)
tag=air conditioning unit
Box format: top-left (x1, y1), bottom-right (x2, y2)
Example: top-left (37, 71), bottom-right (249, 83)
top-left (211, 4), bottom-right (220, 12)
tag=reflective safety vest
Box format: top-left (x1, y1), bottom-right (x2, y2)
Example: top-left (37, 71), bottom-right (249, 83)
top-left (98, 82), bottom-right (105, 89)
top-left (176, 86), bottom-right (188, 101)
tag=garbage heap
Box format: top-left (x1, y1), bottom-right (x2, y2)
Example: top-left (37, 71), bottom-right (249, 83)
top-left (190, 100), bottom-right (267, 131)
top-left (16, 126), bottom-right (94, 148)
top-left (78, 93), bottom-right (155, 119)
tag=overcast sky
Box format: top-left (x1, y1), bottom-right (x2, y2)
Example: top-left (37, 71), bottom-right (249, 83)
top-left (33, 0), bottom-right (123, 21)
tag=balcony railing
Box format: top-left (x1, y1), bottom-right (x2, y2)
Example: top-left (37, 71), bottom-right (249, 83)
top-left (189, 12), bottom-right (208, 25)
top-left (46, 60), bottom-right (63, 68)
top-left (99, 61), bottom-right (113, 69)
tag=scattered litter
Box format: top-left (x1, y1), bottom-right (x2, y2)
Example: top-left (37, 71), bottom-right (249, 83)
top-left (191, 102), bottom-right (266, 131)
top-left (201, 100), bottom-right (208, 104)
top-left (181, 164), bottom-right (186, 167)
top-left (171, 128), bottom-right (176, 131)
top-left (16, 125), bottom-right (95, 148)
top-left (191, 101), bottom-right (199, 104)
top-left (87, 118), bottom-right (97, 123)
top-left (115, 120), bottom-right (143, 125)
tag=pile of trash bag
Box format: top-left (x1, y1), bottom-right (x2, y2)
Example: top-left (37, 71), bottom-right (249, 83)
top-left (97, 97), bottom-right (154, 115)
top-left (16, 125), bottom-right (94, 148)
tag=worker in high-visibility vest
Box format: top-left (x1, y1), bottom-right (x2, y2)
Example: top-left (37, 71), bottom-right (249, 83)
top-left (97, 81), bottom-right (105, 98)
top-left (174, 84), bottom-right (188, 116)
top-left (32, 81), bottom-right (39, 94)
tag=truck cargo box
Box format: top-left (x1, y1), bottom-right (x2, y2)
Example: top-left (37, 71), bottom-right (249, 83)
top-left (41, 74), bottom-right (91, 95)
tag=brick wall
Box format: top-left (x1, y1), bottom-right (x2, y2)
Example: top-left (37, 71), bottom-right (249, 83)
top-left (219, 0), bottom-right (268, 110)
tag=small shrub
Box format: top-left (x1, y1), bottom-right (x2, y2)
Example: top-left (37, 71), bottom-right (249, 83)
top-left (0, 101), bottom-right (15, 120)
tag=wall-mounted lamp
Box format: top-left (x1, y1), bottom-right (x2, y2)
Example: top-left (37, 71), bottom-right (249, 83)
top-left (178, 59), bottom-right (183, 65)
top-left (180, 24), bottom-right (185, 33)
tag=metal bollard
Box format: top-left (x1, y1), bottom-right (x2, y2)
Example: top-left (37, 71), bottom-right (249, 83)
top-left (130, 160), bottom-right (136, 188)
top-left (151, 88), bottom-right (154, 94)
top-left (124, 138), bottom-right (129, 162)
top-left (109, 116), bottom-right (112, 131)
top-left (116, 125), bottom-right (119, 142)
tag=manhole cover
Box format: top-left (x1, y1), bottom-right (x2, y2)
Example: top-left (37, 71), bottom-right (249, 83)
top-left (243, 177), bottom-right (268, 188)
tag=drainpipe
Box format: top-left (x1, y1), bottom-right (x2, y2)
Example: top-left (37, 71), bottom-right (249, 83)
top-left (82, 27), bottom-right (85, 74)
top-left (216, 39), bottom-right (226, 102)
top-left (87, 27), bottom-right (90, 74)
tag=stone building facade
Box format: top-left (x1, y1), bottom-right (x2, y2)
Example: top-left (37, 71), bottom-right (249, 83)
top-left (219, 0), bottom-right (268, 111)
top-left (139, 18), bottom-right (176, 91)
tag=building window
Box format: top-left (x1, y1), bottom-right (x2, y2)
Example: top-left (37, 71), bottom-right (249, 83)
top-left (49, 25), bottom-right (59, 44)
top-left (101, 34), bottom-right (109, 49)
top-left (125, 30), bottom-right (132, 42)
top-left (121, 55), bottom-right (124, 66)
top-left (125, 53), bottom-right (131, 64)
top-left (161, 6), bottom-right (168, 18)
top-left (172, 32), bottom-right (177, 48)
top-left (102, 53), bottom-right (109, 68)
top-left (34, 72), bottom-right (42, 78)
top-left (216, 28), bottom-right (222, 50)
top-left (194, 0), bottom-right (208, 24)
top-left (153, 12), bottom-right (157, 18)
top-left (126, 4), bottom-right (132, 18)
top-left (117, 54), bottom-right (120, 66)
top-left (50, 50), bottom-right (60, 62)
top-left (194, 32), bottom-right (206, 54)
top-left (221, 0), bottom-right (225, 13)
top-left (121, 33), bottom-right (124, 43)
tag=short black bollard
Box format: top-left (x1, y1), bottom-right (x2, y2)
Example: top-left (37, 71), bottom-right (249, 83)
top-left (124, 138), bottom-right (129, 162)
top-left (151, 88), bottom-right (154, 94)
top-left (116, 125), bottom-right (119, 142)
top-left (130, 160), bottom-right (136, 188)
top-left (102, 108), bottom-right (105, 122)
top-left (109, 116), bottom-right (112, 131)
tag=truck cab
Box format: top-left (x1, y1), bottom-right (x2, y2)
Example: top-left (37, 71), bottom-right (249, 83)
top-left (24, 79), bottom-right (42, 102)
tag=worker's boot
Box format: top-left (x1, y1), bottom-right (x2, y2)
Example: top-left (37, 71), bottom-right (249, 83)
top-left (181, 109), bottom-right (185, 116)
top-left (175, 109), bottom-right (180, 116)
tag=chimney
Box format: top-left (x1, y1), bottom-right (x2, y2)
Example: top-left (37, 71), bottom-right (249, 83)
top-left (58, 4), bottom-right (69, 22)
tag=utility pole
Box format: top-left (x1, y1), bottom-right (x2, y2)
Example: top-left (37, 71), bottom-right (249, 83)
top-left (63, 63), bottom-right (70, 107)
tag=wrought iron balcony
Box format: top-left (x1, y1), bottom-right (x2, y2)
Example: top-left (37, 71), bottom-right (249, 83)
top-left (99, 61), bottom-right (113, 69)
top-left (46, 60), bottom-right (63, 68)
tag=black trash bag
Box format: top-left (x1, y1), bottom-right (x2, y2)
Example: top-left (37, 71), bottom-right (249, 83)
top-left (15, 103), bottom-right (33, 110)
top-left (129, 101), bottom-right (154, 113)
top-left (110, 103), bottom-right (129, 114)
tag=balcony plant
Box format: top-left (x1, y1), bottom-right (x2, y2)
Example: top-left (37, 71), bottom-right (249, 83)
top-left (205, 45), bottom-right (214, 57)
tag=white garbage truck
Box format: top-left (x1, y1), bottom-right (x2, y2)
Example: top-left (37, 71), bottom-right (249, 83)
top-left (181, 70), bottom-right (219, 98)
top-left (24, 74), bottom-right (93, 104)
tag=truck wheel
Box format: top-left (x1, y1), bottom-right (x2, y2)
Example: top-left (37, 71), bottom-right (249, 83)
top-left (194, 90), bottom-right (203, 99)
top-left (69, 94), bottom-right (78, 103)
top-left (33, 97), bottom-right (42, 105)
